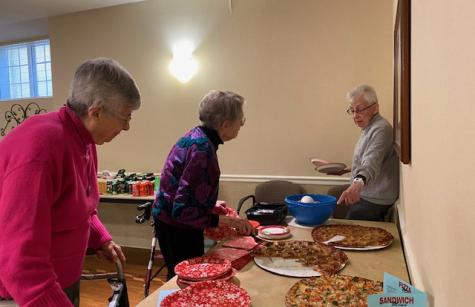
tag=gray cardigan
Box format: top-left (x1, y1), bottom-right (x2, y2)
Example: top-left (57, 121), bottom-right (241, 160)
top-left (352, 113), bottom-right (399, 205)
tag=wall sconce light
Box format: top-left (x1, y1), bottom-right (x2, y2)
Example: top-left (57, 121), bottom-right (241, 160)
top-left (169, 41), bottom-right (198, 83)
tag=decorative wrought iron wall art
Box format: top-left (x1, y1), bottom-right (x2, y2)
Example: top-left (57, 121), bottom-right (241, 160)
top-left (1, 102), bottom-right (47, 136)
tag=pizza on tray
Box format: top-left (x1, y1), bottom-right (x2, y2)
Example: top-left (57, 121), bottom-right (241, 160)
top-left (312, 224), bottom-right (394, 249)
top-left (252, 240), bottom-right (348, 275)
top-left (285, 275), bottom-right (383, 307)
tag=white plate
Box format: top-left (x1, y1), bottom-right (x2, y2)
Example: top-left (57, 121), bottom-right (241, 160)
top-left (288, 218), bottom-right (320, 229)
top-left (316, 163), bottom-right (347, 174)
top-left (256, 233), bottom-right (292, 241)
top-left (258, 226), bottom-right (290, 236)
top-left (331, 241), bottom-right (393, 251)
top-left (253, 257), bottom-right (346, 278)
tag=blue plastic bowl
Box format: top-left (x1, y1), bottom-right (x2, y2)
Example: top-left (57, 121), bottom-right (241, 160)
top-left (285, 194), bottom-right (336, 226)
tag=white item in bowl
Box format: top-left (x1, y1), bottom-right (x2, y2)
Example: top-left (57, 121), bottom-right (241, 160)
top-left (300, 195), bottom-right (315, 203)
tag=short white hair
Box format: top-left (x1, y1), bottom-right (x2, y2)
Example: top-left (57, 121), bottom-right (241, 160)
top-left (198, 90), bottom-right (245, 129)
top-left (346, 84), bottom-right (378, 105)
top-left (67, 58), bottom-right (141, 117)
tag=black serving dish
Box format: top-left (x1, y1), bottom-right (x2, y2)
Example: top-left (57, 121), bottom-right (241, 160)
top-left (243, 202), bottom-right (287, 226)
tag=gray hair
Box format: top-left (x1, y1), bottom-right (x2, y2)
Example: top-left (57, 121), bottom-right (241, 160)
top-left (67, 58), bottom-right (141, 117)
top-left (199, 90), bottom-right (245, 129)
top-left (346, 84), bottom-right (378, 105)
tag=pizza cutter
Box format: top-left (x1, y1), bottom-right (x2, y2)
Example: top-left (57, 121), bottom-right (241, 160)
top-left (322, 235), bottom-right (346, 245)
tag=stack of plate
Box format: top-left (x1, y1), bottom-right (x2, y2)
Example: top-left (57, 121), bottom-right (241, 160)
top-left (160, 280), bottom-right (251, 307)
top-left (257, 225), bottom-right (291, 240)
top-left (174, 256), bottom-right (237, 289)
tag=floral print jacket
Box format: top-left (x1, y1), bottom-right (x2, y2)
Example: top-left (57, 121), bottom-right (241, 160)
top-left (152, 126), bottom-right (221, 230)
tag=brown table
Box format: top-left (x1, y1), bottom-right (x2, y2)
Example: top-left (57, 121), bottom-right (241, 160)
top-left (137, 219), bottom-right (408, 307)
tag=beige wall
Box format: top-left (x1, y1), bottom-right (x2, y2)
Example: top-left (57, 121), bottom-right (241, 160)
top-left (47, 0), bottom-right (393, 177)
top-left (398, 0), bottom-right (475, 306)
top-left (0, 0), bottom-right (394, 251)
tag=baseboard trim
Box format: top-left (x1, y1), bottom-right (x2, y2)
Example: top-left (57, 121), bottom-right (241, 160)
top-left (397, 201), bottom-right (418, 285)
top-left (220, 174), bottom-right (350, 185)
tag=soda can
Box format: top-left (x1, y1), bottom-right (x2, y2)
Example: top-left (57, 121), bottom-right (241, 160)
top-left (118, 179), bottom-right (126, 194)
top-left (132, 182), bottom-right (140, 197)
top-left (140, 181), bottom-right (149, 196)
top-left (111, 180), bottom-right (118, 195)
top-left (97, 179), bottom-right (107, 194)
top-left (106, 180), bottom-right (113, 194)
top-left (126, 181), bottom-right (133, 195)
top-left (154, 176), bottom-right (160, 193)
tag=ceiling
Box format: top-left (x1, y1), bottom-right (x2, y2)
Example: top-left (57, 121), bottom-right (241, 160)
top-left (0, 0), bottom-right (145, 25)
top-left (0, 0), bottom-right (145, 42)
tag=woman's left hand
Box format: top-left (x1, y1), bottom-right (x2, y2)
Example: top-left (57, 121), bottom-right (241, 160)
top-left (97, 240), bottom-right (126, 266)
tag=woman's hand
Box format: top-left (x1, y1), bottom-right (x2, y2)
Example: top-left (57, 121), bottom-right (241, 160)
top-left (218, 216), bottom-right (253, 236)
top-left (97, 240), bottom-right (126, 266)
top-left (337, 180), bottom-right (364, 205)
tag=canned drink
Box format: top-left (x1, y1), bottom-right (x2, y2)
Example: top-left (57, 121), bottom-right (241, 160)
top-left (132, 182), bottom-right (140, 196)
top-left (111, 180), bottom-right (118, 195)
top-left (116, 169), bottom-right (126, 178)
top-left (97, 179), bottom-right (107, 194)
top-left (106, 180), bottom-right (113, 194)
top-left (140, 181), bottom-right (149, 196)
top-left (118, 179), bottom-right (126, 194)
top-left (126, 181), bottom-right (133, 195)
top-left (154, 176), bottom-right (160, 193)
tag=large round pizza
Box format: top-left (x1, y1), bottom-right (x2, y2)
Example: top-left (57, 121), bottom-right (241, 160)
top-left (253, 240), bottom-right (348, 276)
top-left (311, 224), bottom-right (394, 250)
top-left (285, 275), bottom-right (383, 307)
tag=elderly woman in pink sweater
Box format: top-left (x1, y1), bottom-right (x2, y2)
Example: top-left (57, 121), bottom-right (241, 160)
top-left (0, 58), bottom-right (141, 306)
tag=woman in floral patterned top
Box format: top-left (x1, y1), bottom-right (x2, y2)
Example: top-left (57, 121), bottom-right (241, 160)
top-left (153, 90), bottom-right (253, 280)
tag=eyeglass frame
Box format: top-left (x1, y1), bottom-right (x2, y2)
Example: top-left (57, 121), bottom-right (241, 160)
top-left (112, 112), bottom-right (132, 123)
top-left (346, 102), bottom-right (377, 115)
top-left (104, 108), bottom-right (132, 124)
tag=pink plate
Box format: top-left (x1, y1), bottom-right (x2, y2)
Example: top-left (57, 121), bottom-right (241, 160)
top-left (174, 256), bottom-right (232, 281)
top-left (176, 268), bottom-right (238, 289)
top-left (161, 280), bottom-right (251, 307)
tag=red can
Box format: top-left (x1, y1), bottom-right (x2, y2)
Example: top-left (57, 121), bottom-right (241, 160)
top-left (140, 181), bottom-right (149, 196)
top-left (132, 182), bottom-right (140, 197)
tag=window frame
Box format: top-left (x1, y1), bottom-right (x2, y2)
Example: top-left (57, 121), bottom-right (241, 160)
top-left (0, 38), bottom-right (53, 102)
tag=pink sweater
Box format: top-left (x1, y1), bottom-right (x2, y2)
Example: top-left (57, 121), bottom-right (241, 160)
top-left (0, 106), bottom-right (112, 306)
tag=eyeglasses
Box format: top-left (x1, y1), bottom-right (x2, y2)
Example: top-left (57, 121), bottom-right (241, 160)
top-left (346, 103), bottom-right (376, 115)
top-left (113, 112), bottom-right (132, 123)
top-left (106, 109), bottom-right (132, 125)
